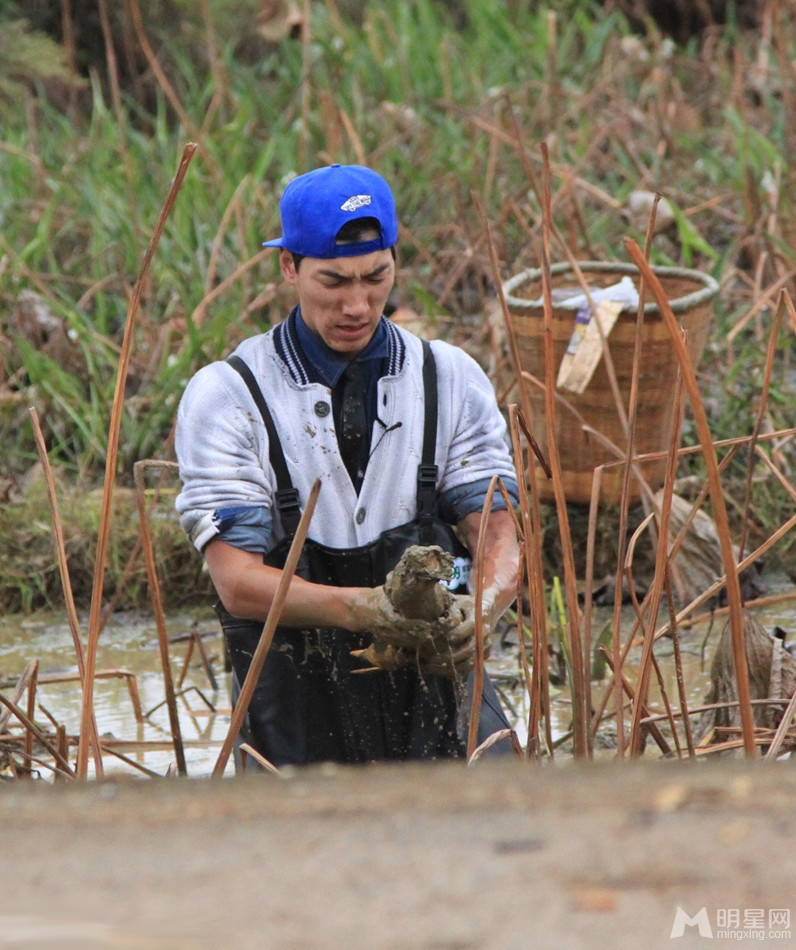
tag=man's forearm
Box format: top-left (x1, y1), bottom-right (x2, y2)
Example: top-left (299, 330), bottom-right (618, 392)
top-left (204, 539), bottom-right (357, 629)
top-left (458, 507), bottom-right (521, 620)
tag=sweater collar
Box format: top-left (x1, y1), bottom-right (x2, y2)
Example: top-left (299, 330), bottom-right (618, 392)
top-left (274, 307), bottom-right (406, 385)
top-left (295, 308), bottom-right (389, 388)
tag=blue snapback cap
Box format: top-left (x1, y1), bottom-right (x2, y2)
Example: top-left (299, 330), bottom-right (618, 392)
top-left (262, 164), bottom-right (399, 258)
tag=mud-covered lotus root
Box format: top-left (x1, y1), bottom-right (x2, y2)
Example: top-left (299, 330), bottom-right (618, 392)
top-left (384, 545), bottom-right (456, 621)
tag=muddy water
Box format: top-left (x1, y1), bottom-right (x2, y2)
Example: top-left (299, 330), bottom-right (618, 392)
top-left (489, 614), bottom-right (715, 752)
top-left (495, 574), bottom-right (796, 753)
top-left (0, 610), bottom-right (234, 779)
top-left (1, 577), bottom-right (795, 778)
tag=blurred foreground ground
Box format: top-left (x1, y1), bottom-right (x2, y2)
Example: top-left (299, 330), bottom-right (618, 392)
top-left (3, 758), bottom-right (796, 949)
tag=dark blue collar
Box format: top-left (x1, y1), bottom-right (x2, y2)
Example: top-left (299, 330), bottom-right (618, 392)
top-left (295, 308), bottom-right (390, 388)
top-left (273, 307), bottom-right (405, 387)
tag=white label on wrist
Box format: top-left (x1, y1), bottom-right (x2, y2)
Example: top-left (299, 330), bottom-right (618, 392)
top-left (447, 557), bottom-right (472, 590)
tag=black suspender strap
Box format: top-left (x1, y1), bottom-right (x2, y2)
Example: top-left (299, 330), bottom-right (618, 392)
top-left (227, 342), bottom-right (440, 538)
top-left (417, 339), bottom-right (439, 518)
top-left (226, 355), bottom-right (302, 537)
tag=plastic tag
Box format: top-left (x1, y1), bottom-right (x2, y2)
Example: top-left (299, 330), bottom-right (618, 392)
top-left (447, 557), bottom-right (472, 592)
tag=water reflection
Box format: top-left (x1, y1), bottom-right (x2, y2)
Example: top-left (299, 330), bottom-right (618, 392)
top-left (0, 610), bottom-right (233, 779)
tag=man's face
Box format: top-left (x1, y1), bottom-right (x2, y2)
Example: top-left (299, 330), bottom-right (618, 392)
top-left (279, 246), bottom-right (395, 357)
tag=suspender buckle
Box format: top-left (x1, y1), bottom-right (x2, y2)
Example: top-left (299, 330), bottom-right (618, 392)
top-left (416, 463), bottom-right (438, 516)
top-left (275, 488), bottom-right (302, 533)
top-left (418, 463), bottom-right (438, 487)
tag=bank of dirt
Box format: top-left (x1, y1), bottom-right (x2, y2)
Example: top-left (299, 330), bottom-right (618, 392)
top-left (3, 758), bottom-right (796, 949)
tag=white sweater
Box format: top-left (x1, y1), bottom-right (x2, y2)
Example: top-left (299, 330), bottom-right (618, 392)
top-left (175, 320), bottom-right (516, 553)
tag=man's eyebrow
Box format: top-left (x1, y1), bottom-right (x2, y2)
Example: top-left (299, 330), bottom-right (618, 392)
top-left (317, 263), bottom-right (392, 280)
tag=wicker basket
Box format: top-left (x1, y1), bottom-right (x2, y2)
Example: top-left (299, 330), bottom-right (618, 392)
top-left (503, 261), bottom-right (719, 505)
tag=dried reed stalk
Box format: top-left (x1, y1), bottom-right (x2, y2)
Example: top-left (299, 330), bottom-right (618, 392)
top-left (239, 743), bottom-right (282, 775)
top-left (466, 478), bottom-right (525, 757)
top-left (212, 478), bottom-right (322, 778)
top-left (630, 440), bottom-right (796, 645)
top-left (466, 475), bottom-right (499, 761)
top-left (99, 743), bottom-right (165, 779)
top-left (598, 650), bottom-right (672, 756)
top-left (602, 195), bottom-right (660, 755)
top-left (474, 193), bottom-right (535, 430)
top-left (55, 725), bottom-right (69, 782)
top-left (658, 444), bottom-right (741, 603)
top-left (754, 443), bottom-right (796, 500)
top-left (583, 466), bottom-right (602, 745)
top-left (299, 0), bottom-right (312, 171)
top-left (627, 373), bottom-right (685, 755)
top-left (98, 0), bottom-right (137, 233)
top-left (504, 100), bottom-right (631, 442)
top-left (666, 581), bottom-right (695, 758)
top-left (685, 588), bottom-right (796, 630)
top-left (134, 459), bottom-right (187, 776)
top-left (0, 660), bottom-right (37, 735)
top-left (671, 511), bottom-right (796, 635)
top-left (98, 538), bottom-right (145, 634)
top-left (24, 661), bottom-right (38, 772)
top-left (620, 523), bottom-right (691, 757)
top-left (737, 292), bottom-right (784, 562)
top-left (518, 370), bottom-right (659, 506)
top-left (58, 0), bottom-right (77, 92)
top-left (591, 362), bottom-right (795, 748)
top-left (726, 269), bottom-right (796, 342)
top-left (694, 736), bottom-right (793, 756)
top-left (468, 728), bottom-right (524, 764)
top-left (591, 490), bottom-right (695, 738)
top-left (197, 0), bottom-right (226, 137)
top-left (539, 143), bottom-right (588, 757)
top-left (595, 425), bottom-right (795, 609)
top-left (29, 407), bottom-right (103, 773)
top-left (625, 238), bottom-right (756, 757)
top-left (477, 187), bottom-right (553, 756)
top-left (128, 0), bottom-right (199, 140)
top-left (176, 629), bottom-right (218, 691)
top-left (0, 692), bottom-right (75, 779)
top-left (192, 249), bottom-right (271, 328)
top-left (763, 687), bottom-right (796, 762)
top-left (650, 651), bottom-right (683, 758)
top-left (77, 143), bottom-right (198, 778)
top-left (509, 406), bottom-right (552, 758)
top-left (565, 420), bottom-right (794, 488)
top-left (644, 697), bottom-right (794, 726)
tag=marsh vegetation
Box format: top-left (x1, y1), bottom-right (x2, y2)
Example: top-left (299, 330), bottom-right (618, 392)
top-left (0, 0), bottom-right (794, 773)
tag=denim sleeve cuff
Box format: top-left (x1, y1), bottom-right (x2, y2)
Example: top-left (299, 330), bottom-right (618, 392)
top-left (179, 509), bottom-right (219, 553)
top-left (190, 505), bottom-right (273, 555)
top-left (438, 476), bottom-right (519, 525)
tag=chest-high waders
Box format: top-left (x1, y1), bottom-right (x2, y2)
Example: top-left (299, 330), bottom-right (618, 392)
top-left (216, 342), bottom-right (511, 768)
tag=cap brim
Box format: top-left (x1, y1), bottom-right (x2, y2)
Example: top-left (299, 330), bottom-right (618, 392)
top-left (261, 238), bottom-right (283, 248)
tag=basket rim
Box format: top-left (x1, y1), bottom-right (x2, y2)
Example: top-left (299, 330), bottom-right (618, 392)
top-left (503, 260), bottom-right (719, 314)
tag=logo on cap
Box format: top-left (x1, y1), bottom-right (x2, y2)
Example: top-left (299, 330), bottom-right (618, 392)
top-left (341, 194), bottom-right (372, 212)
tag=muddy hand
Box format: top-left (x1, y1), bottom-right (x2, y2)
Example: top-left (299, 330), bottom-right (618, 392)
top-left (419, 594), bottom-right (493, 677)
top-left (353, 621), bottom-right (472, 677)
top-left (351, 641), bottom-right (416, 672)
top-left (420, 629), bottom-right (477, 677)
top-left (349, 586), bottom-right (457, 653)
top-left (350, 590), bottom-right (469, 675)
